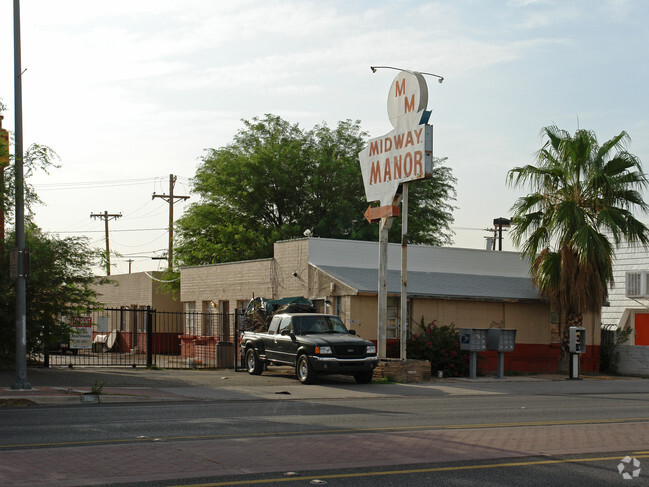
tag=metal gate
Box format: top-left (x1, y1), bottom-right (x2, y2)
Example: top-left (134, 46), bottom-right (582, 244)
top-left (35, 307), bottom-right (241, 369)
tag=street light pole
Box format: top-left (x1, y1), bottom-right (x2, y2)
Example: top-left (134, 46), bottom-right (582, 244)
top-left (11, 0), bottom-right (30, 390)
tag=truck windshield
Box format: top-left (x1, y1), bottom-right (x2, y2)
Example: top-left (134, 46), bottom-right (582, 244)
top-left (293, 316), bottom-right (349, 335)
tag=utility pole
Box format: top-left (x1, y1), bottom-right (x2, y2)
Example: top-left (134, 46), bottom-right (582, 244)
top-left (127, 259), bottom-right (134, 274)
top-left (493, 217), bottom-right (511, 251)
top-left (152, 174), bottom-right (189, 270)
top-left (90, 211), bottom-right (121, 275)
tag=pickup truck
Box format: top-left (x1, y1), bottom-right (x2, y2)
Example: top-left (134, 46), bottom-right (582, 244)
top-left (241, 313), bottom-right (378, 384)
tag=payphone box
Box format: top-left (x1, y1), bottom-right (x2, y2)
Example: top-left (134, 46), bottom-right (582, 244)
top-left (569, 326), bottom-right (586, 354)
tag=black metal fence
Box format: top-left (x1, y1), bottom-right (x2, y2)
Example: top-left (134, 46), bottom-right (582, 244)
top-left (34, 307), bottom-right (242, 369)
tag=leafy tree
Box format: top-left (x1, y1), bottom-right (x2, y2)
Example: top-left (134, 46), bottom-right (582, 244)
top-left (507, 125), bottom-right (649, 369)
top-left (0, 225), bottom-right (107, 365)
top-left (175, 114), bottom-right (456, 265)
top-left (392, 157), bottom-right (457, 246)
top-left (0, 102), bottom-right (59, 238)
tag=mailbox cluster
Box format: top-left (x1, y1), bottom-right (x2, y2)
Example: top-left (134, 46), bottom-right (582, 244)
top-left (459, 328), bottom-right (517, 378)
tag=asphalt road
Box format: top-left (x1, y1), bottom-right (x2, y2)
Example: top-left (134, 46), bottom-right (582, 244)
top-left (1, 369), bottom-right (649, 486)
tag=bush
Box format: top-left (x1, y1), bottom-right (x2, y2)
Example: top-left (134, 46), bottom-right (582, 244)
top-left (406, 319), bottom-right (471, 377)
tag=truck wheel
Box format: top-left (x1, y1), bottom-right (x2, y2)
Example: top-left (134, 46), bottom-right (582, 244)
top-left (354, 370), bottom-right (373, 384)
top-left (296, 354), bottom-right (317, 384)
top-left (246, 348), bottom-right (263, 375)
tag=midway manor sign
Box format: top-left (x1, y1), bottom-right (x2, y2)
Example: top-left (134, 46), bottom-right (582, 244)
top-left (358, 70), bottom-right (434, 207)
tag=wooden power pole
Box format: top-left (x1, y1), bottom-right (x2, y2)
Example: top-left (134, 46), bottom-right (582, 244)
top-left (90, 211), bottom-right (122, 275)
top-left (152, 174), bottom-right (189, 269)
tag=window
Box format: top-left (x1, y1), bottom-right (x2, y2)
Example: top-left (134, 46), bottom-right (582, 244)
top-left (279, 316), bottom-right (292, 334)
top-left (220, 301), bottom-right (230, 341)
top-left (202, 301), bottom-right (216, 336)
top-left (550, 311), bottom-right (561, 343)
top-left (184, 302), bottom-right (197, 335)
top-left (387, 297), bottom-right (399, 339)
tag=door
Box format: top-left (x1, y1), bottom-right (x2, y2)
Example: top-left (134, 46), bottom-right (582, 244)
top-left (272, 316), bottom-right (299, 365)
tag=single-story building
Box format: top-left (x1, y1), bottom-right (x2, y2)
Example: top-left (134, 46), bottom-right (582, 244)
top-left (180, 237), bottom-right (600, 373)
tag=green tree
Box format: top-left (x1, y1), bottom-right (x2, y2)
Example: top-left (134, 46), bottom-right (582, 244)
top-left (507, 125), bottom-right (649, 369)
top-left (0, 225), bottom-right (107, 365)
top-left (175, 114), bottom-right (456, 266)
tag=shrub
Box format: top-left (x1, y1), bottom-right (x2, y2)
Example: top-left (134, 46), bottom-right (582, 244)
top-left (406, 318), bottom-right (471, 377)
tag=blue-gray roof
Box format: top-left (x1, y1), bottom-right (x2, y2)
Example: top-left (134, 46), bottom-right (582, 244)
top-left (314, 265), bottom-right (540, 302)
top-left (304, 238), bottom-right (541, 303)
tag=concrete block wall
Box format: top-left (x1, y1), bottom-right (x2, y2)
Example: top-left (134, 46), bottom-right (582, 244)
top-left (272, 239), bottom-right (310, 298)
top-left (617, 345), bottom-right (649, 376)
top-left (93, 272), bottom-right (155, 308)
top-left (180, 259), bottom-right (274, 307)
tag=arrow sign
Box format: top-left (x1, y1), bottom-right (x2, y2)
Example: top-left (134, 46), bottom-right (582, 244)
top-left (364, 204), bottom-right (400, 223)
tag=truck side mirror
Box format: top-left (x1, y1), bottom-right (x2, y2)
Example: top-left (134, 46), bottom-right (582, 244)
top-left (281, 329), bottom-right (296, 341)
top-left (349, 329), bottom-right (356, 335)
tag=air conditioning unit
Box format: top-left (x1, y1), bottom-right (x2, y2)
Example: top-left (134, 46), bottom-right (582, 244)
top-left (625, 271), bottom-right (649, 298)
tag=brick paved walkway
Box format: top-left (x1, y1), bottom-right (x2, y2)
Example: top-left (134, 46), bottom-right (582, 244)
top-left (1, 421), bottom-right (648, 486)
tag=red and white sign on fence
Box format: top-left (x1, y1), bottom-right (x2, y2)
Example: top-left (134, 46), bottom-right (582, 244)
top-left (70, 316), bottom-right (93, 350)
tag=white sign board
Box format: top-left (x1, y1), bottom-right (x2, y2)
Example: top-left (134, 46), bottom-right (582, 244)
top-left (359, 71), bottom-right (433, 206)
top-left (70, 316), bottom-right (93, 350)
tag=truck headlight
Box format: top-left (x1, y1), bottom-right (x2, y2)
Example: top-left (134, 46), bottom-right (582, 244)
top-left (366, 345), bottom-right (376, 355)
top-left (315, 346), bottom-right (332, 355)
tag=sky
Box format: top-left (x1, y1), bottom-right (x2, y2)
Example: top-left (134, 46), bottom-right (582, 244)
top-left (1, 0), bottom-right (648, 275)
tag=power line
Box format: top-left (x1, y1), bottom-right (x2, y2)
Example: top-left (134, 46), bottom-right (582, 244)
top-left (34, 176), bottom-right (192, 191)
top-left (52, 227), bottom-right (167, 234)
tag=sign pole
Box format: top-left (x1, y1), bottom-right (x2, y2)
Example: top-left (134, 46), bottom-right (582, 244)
top-left (377, 216), bottom-right (392, 358)
top-left (360, 68), bottom-right (442, 361)
top-left (400, 183), bottom-right (408, 360)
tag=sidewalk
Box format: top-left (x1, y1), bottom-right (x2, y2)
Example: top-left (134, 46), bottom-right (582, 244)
top-left (0, 366), bottom-right (643, 407)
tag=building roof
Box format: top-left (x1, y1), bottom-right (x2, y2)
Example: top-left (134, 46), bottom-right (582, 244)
top-left (305, 238), bottom-right (541, 302)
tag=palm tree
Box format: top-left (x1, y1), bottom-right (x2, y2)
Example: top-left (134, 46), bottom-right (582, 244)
top-left (507, 125), bottom-right (649, 368)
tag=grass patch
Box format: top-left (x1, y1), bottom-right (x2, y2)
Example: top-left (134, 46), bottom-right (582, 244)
top-left (372, 376), bottom-right (397, 384)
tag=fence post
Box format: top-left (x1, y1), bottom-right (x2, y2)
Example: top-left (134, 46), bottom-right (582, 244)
top-left (234, 308), bottom-right (239, 371)
top-left (145, 306), bottom-right (153, 367)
